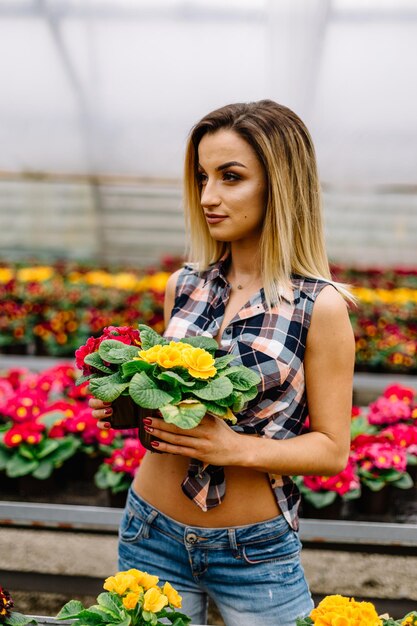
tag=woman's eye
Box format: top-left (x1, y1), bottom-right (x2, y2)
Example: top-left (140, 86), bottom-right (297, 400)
top-left (223, 172), bottom-right (240, 182)
top-left (197, 172), bottom-right (208, 185)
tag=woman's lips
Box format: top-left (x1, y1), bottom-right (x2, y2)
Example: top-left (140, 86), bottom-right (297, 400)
top-left (205, 214), bottom-right (228, 224)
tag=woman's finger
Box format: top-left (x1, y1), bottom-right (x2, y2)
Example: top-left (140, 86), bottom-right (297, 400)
top-left (88, 398), bottom-right (112, 409)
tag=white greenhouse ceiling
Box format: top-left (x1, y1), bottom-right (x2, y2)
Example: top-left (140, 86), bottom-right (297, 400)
top-left (0, 0), bottom-right (416, 186)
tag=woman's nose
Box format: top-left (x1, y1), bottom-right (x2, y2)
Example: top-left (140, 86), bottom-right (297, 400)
top-left (200, 179), bottom-right (221, 208)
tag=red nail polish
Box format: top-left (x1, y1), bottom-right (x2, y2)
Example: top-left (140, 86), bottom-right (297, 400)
top-left (103, 422), bottom-right (111, 429)
top-left (143, 418), bottom-right (152, 425)
top-left (104, 408), bottom-right (113, 415)
top-left (144, 426), bottom-right (153, 433)
top-left (151, 441), bottom-right (159, 447)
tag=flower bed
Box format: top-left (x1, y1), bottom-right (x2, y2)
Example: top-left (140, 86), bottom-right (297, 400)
top-left (0, 257), bottom-right (181, 356)
top-left (331, 265), bottom-right (417, 374)
top-left (296, 384), bottom-right (417, 517)
top-left (0, 357), bottom-right (416, 517)
top-left (1, 260), bottom-right (417, 373)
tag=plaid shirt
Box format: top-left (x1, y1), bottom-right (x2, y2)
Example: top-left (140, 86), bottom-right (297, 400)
top-left (164, 256), bottom-right (332, 530)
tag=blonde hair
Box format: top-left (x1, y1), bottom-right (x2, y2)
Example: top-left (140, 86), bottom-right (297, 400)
top-left (183, 100), bottom-right (354, 307)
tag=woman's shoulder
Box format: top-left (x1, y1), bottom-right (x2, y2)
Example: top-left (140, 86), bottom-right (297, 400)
top-left (291, 274), bottom-right (342, 304)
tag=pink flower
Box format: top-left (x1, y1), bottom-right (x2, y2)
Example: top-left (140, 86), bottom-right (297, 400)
top-left (368, 397), bottom-right (411, 425)
top-left (383, 384), bottom-right (415, 404)
top-left (75, 336), bottom-right (101, 376)
top-left (105, 438), bottom-right (146, 476)
top-left (2, 390), bottom-right (47, 423)
top-left (75, 326), bottom-right (141, 376)
top-left (0, 379), bottom-right (14, 412)
top-left (355, 442), bottom-right (407, 472)
top-left (4, 421), bottom-right (45, 447)
top-left (381, 423), bottom-right (417, 456)
top-left (303, 459), bottom-right (360, 496)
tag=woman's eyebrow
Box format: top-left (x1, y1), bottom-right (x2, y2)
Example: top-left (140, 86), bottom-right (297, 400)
top-left (197, 161), bottom-right (247, 171)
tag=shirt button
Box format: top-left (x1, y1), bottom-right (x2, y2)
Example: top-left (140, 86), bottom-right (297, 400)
top-left (225, 328), bottom-right (232, 335)
top-left (186, 532), bottom-right (198, 544)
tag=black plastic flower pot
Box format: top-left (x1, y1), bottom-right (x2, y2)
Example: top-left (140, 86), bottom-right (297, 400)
top-left (355, 485), bottom-right (392, 515)
top-left (300, 497), bottom-right (343, 520)
top-left (107, 489), bottom-right (128, 508)
top-left (110, 395), bottom-right (163, 454)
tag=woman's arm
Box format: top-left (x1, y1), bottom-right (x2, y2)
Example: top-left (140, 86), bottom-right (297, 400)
top-left (146, 285), bottom-right (355, 477)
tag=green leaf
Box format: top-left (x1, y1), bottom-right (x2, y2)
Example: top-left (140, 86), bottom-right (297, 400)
top-left (75, 373), bottom-right (95, 385)
top-left (99, 340), bottom-right (139, 364)
top-left (85, 606), bottom-right (114, 622)
top-left (192, 376), bottom-right (233, 401)
top-left (213, 355), bottom-right (236, 370)
top-left (84, 351), bottom-right (115, 373)
top-left (0, 446), bottom-right (12, 470)
top-left (56, 600), bottom-right (85, 620)
top-left (36, 438), bottom-right (60, 459)
top-left (17, 443), bottom-right (36, 460)
top-left (304, 490), bottom-right (337, 509)
top-left (51, 437), bottom-right (80, 465)
top-left (32, 459), bottom-right (54, 479)
top-left (97, 592), bottom-right (124, 618)
top-left (121, 360), bottom-right (154, 377)
top-left (6, 612), bottom-right (38, 626)
top-left (159, 401), bottom-right (207, 429)
top-left (180, 335), bottom-right (218, 352)
top-left (39, 410), bottom-right (69, 430)
top-left (392, 472), bottom-right (413, 489)
top-left (73, 610), bottom-right (106, 625)
top-left (138, 324), bottom-right (168, 350)
top-left (225, 367), bottom-right (261, 391)
top-left (6, 455), bottom-right (38, 478)
top-left (203, 401), bottom-right (228, 417)
top-left (129, 372), bottom-right (173, 409)
top-left (158, 371), bottom-right (195, 387)
top-left (89, 372), bottom-right (130, 402)
top-left (167, 612), bottom-right (192, 625)
top-left (232, 386), bottom-right (259, 412)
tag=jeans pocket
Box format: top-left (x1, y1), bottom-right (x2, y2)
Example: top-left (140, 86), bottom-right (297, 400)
top-left (119, 509), bottom-right (146, 544)
top-left (241, 527), bottom-right (300, 565)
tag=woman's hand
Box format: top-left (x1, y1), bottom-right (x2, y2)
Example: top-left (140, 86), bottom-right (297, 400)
top-left (88, 397), bottom-right (113, 429)
top-left (144, 414), bottom-right (246, 466)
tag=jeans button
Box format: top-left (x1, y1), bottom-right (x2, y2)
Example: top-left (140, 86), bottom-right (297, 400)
top-left (186, 532), bottom-right (198, 544)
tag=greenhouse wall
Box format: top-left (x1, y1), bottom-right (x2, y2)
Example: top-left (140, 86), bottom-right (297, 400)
top-left (0, 176), bottom-right (416, 267)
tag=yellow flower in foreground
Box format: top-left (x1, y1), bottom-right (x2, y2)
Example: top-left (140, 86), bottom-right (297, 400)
top-left (181, 347), bottom-right (217, 379)
top-left (143, 587), bottom-right (168, 613)
top-left (310, 595), bottom-right (382, 626)
top-left (162, 582), bottom-right (182, 608)
top-left (103, 572), bottom-right (139, 595)
top-left (137, 344), bottom-right (164, 363)
top-left (122, 592), bottom-right (141, 610)
top-left (156, 345), bottom-right (184, 369)
top-left (126, 569), bottom-right (160, 590)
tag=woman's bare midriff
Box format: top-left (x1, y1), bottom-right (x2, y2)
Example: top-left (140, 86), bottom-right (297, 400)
top-left (133, 449), bottom-right (282, 527)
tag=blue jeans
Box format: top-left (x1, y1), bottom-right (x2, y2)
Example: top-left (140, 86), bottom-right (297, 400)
top-left (118, 487), bottom-right (313, 626)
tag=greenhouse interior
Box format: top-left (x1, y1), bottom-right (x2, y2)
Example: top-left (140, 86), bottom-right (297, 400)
top-left (0, 1), bottom-right (416, 625)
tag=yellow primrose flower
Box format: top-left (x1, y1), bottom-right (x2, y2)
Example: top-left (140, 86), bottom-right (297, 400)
top-left (122, 592), bottom-right (141, 610)
top-left (17, 266), bottom-right (54, 282)
top-left (169, 341), bottom-right (193, 352)
top-left (127, 570), bottom-right (160, 590)
top-left (137, 344), bottom-right (164, 363)
top-left (310, 595), bottom-right (382, 626)
top-left (143, 587), bottom-right (168, 613)
top-left (181, 347), bottom-right (217, 379)
top-left (156, 345), bottom-right (184, 369)
top-left (103, 572), bottom-right (139, 595)
top-left (0, 268), bottom-right (14, 283)
top-left (162, 582), bottom-right (182, 608)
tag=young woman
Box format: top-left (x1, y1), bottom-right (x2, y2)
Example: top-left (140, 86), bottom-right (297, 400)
top-left (90, 100), bottom-right (355, 626)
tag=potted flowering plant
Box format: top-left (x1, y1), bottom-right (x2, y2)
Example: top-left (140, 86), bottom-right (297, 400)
top-left (95, 438), bottom-right (147, 506)
top-left (77, 324), bottom-right (260, 451)
top-left (56, 568), bottom-right (191, 626)
top-left (295, 458), bottom-right (361, 518)
top-left (295, 594), bottom-right (417, 625)
top-left (0, 585), bottom-right (37, 626)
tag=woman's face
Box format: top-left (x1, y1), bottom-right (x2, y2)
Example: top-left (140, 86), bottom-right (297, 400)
top-left (197, 129), bottom-right (267, 244)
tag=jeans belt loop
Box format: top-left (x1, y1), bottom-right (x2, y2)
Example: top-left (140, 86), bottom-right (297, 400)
top-left (142, 509), bottom-right (158, 539)
top-left (228, 528), bottom-right (239, 557)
